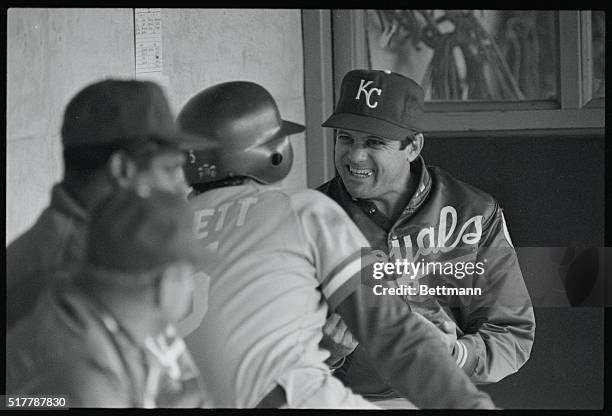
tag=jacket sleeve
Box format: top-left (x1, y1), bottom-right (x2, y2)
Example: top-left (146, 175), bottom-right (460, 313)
top-left (334, 265), bottom-right (495, 409)
top-left (453, 204), bottom-right (536, 383)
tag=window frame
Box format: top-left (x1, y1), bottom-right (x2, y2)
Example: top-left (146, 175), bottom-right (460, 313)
top-left (315, 11), bottom-right (603, 129)
top-left (580, 10), bottom-right (605, 108)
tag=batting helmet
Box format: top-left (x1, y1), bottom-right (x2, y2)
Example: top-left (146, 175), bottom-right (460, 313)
top-left (177, 81), bottom-right (305, 185)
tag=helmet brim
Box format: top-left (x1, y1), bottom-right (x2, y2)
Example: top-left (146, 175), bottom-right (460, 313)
top-left (278, 120), bottom-right (305, 138)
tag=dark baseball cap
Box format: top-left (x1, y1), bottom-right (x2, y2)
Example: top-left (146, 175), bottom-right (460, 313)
top-left (61, 79), bottom-right (217, 151)
top-left (322, 69), bottom-right (424, 141)
top-left (86, 188), bottom-right (204, 273)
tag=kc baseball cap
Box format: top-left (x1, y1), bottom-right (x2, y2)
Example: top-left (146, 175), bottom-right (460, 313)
top-left (61, 79), bottom-right (216, 151)
top-left (322, 69), bottom-right (424, 141)
top-left (86, 188), bottom-right (204, 273)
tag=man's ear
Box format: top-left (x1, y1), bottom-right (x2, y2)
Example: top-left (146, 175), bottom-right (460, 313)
top-left (108, 151), bottom-right (137, 188)
top-left (155, 266), bottom-right (177, 311)
top-left (155, 264), bottom-right (193, 321)
top-left (404, 133), bottom-right (424, 162)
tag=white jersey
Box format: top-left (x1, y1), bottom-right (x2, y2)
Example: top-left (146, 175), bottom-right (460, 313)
top-left (181, 180), bottom-right (371, 408)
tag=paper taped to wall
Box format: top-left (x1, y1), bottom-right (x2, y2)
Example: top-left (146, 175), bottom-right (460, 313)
top-left (134, 8), bottom-right (162, 76)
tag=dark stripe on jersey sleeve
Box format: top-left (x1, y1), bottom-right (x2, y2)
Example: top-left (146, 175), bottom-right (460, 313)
top-left (326, 270), bottom-right (362, 311)
top-left (320, 249), bottom-right (363, 288)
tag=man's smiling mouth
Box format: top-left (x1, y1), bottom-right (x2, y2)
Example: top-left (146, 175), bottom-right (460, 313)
top-left (347, 165), bottom-right (373, 178)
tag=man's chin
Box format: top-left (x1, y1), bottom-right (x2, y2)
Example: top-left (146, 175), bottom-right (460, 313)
top-left (341, 179), bottom-right (373, 200)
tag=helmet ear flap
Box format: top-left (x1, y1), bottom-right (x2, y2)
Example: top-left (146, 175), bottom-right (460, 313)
top-left (253, 135), bottom-right (293, 184)
top-left (270, 153), bottom-right (283, 166)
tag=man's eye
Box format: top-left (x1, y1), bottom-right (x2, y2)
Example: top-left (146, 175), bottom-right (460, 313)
top-left (337, 135), bottom-right (352, 143)
top-left (366, 140), bottom-right (385, 148)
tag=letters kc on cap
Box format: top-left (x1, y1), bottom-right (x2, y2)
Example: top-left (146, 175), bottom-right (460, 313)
top-left (355, 79), bottom-right (382, 109)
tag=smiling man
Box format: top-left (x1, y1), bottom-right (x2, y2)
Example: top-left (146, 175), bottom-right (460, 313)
top-left (318, 69), bottom-right (536, 407)
top-left (334, 128), bottom-right (420, 221)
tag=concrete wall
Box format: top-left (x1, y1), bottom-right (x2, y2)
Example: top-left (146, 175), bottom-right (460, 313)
top-left (6, 8), bottom-right (135, 244)
top-left (6, 8), bottom-right (306, 244)
top-left (161, 9), bottom-right (306, 191)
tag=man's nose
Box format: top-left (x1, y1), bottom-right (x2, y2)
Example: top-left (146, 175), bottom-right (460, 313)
top-left (347, 144), bottom-right (368, 163)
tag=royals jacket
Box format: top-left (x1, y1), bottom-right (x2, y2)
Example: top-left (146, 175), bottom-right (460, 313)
top-left (318, 156), bottom-right (535, 396)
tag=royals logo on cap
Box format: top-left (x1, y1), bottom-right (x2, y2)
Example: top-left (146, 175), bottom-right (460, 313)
top-left (355, 79), bottom-right (383, 108)
top-left (322, 69), bottom-right (425, 141)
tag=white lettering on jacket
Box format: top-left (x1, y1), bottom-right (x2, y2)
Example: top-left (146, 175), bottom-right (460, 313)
top-left (390, 205), bottom-right (482, 262)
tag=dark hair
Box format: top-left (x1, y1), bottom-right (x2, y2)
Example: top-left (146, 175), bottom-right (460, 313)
top-left (190, 177), bottom-right (247, 195)
top-left (399, 132), bottom-right (423, 150)
top-left (63, 138), bottom-right (182, 178)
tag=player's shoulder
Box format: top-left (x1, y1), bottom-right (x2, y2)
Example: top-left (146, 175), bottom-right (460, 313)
top-left (281, 187), bottom-right (346, 213)
top-left (187, 182), bottom-right (347, 221)
top-left (283, 188), bottom-right (365, 241)
top-left (7, 206), bottom-right (64, 255)
top-left (189, 181), bottom-right (304, 203)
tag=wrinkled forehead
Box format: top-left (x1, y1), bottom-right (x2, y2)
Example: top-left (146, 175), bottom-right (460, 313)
top-left (335, 128), bottom-right (393, 143)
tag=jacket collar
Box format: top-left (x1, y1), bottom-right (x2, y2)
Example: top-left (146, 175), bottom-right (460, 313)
top-left (400, 155), bottom-right (431, 217)
top-left (50, 183), bottom-right (89, 223)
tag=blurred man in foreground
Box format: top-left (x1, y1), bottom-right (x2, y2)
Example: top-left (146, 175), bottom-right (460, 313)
top-left (7, 189), bottom-right (208, 407)
top-left (6, 79), bottom-right (214, 328)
